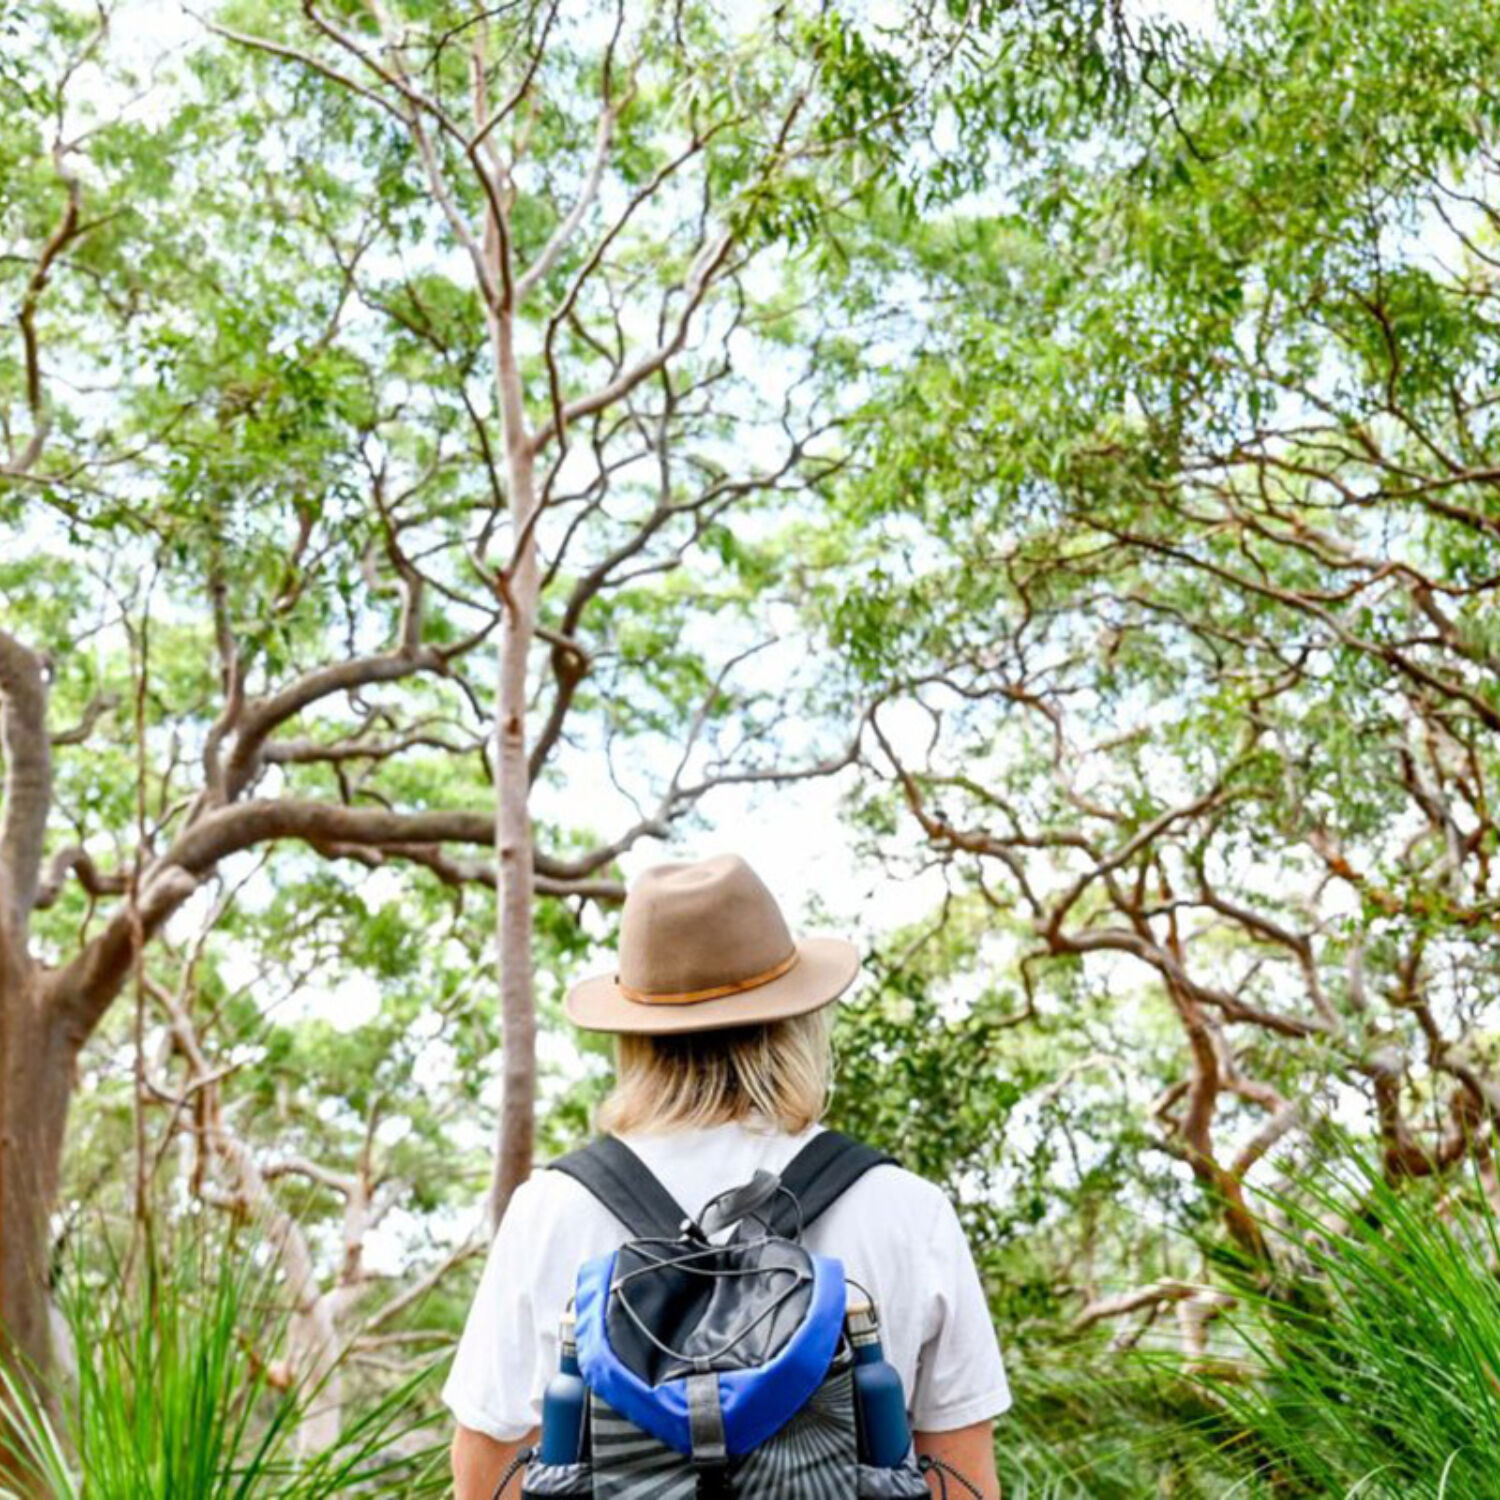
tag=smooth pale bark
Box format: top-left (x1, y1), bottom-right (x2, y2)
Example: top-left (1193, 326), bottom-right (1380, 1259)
top-left (220, 1129), bottom-right (348, 1455)
top-left (486, 273), bottom-right (541, 1229)
top-left (490, 574), bottom-right (539, 1228)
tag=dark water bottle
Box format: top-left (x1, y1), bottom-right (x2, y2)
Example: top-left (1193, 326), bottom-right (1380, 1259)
top-left (539, 1311), bottom-right (587, 1465)
top-left (847, 1298), bottom-right (912, 1468)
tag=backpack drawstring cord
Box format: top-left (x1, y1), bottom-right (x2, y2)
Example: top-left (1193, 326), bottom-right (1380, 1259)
top-left (490, 1444), bottom-right (535, 1500)
top-left (918, 1453), bottom-right (985, 1499)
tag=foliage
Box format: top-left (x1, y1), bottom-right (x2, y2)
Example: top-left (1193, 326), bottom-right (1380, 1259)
top-left (795, 0), bottom-right (1500, 1488)
top-left (10, 0), bottom-right (1500, 1486)
top-left (0, 1220), bottom-right (448, 1498)
top-left (983, 1149), bottom-right (1500, 1498)
top-left (1, 0), bottom-right (983, 1436)
top-left (1199, 1154), bottom-right (1500, 1498)
top-left (811, 0), bottom-right (1500, 1337)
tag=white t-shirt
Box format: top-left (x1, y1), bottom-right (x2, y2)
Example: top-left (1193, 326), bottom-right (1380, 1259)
top-left (443, 1120), bottom-right (1011, 1441)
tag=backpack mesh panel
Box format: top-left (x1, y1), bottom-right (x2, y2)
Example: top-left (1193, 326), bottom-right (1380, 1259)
top-left (586, 1359), bottom-right (857, 1500)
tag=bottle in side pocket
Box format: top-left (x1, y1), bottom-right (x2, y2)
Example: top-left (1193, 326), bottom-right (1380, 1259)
top-left (847, 1297), bottom-right (912, 1468)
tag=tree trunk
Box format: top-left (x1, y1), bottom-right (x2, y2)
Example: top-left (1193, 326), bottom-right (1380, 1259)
top-left (488, 440), bottom-right (540, 1228)
top-left (287, 1299), bottom-right (344, 1457)
top-left (0, 959), bottom-right (75, 1399)
top-left (486, 290), bottom-right (541, 1229)
top-left (0, 628), bottom-right (66, 1436)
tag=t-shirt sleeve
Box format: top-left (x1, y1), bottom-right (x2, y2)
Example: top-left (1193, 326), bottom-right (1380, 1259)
top-left (442, 1177), bottom-right (564, 1442)
top-left (908, 1191), bottom-right (1012, 1431)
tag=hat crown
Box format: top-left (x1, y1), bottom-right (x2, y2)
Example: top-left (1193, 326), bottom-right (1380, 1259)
top-left (617, 853), bottom-right (795, 999)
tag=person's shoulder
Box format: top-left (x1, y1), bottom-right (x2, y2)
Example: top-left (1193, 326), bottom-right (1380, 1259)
top-left (497, 1158), bottom-right (623, 1245)
top-left (862, 1161), bottom-right (954, 1208)
top-left (837, 1158), bottom-right (957, 1228)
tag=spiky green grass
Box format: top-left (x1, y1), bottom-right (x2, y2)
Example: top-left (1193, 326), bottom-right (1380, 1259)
top-left (1, 1225), bottom-right (449, 1498)
top-left (996, 1149), bottom-right (1500, 1498)
top-left (1192, 1154), bottom-right (1500, 1498)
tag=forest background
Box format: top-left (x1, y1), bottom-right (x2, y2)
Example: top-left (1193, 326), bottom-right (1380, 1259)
top-left (3, 0), bottom-right (1500, 1494)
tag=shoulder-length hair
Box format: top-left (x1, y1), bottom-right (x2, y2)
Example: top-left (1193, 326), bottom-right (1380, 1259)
top-left (596, 1006), bottom-right (833, 1136)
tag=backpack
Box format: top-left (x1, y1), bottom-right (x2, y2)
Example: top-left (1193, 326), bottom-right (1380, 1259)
top-left (511, 1131), bottom-right (936, 1500)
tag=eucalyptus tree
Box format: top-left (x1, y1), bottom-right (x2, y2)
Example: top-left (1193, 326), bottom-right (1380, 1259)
top-left (823, 0), bottom-right (1500, 1319)
top-left (0, 0), bottom-right (964, 1401)
top-left (204, 0), bottom-right (978, 1226)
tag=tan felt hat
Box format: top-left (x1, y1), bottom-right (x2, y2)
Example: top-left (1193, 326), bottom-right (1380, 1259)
top-left (564, 852), bottom-right (860, 1035)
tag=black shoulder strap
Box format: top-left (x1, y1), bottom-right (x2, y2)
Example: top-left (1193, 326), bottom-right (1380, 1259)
top-left (764, 1130), bottom-right (896, 1238)
top-left (549, 1135), bottom-right (689, 1241)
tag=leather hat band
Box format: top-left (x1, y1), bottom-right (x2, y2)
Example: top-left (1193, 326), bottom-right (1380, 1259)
top-left (616, 948), bottom-right (799, 1006)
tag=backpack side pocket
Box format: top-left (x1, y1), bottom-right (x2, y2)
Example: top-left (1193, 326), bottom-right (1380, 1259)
top-left (856, 1459), bottom-right (931, 1498)
top-left (521, 1460), bottom-right (593, 1497)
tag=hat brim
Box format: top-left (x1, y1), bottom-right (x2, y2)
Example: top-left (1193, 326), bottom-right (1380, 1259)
top-left (564, 935), bottom-right (860, 1036)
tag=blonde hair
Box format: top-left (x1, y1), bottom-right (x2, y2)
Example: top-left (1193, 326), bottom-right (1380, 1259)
top-left (597, 1007), bottom-right (833, 1136)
